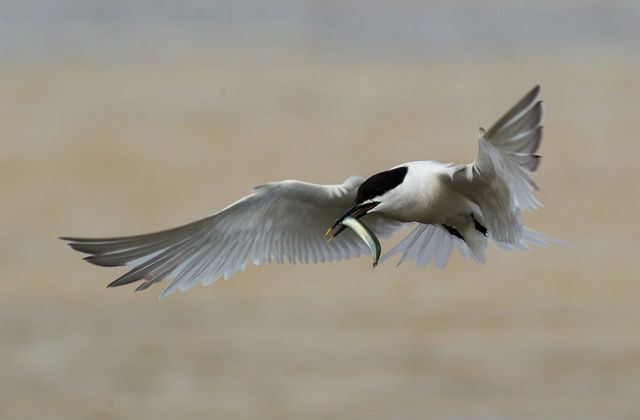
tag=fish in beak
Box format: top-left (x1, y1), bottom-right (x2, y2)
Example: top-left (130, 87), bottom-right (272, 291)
top-left (325, 202), bottom-right (381, 267)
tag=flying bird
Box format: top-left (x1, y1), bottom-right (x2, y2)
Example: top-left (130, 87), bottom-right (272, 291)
top-left (62, 85), bottom-right (570, 298)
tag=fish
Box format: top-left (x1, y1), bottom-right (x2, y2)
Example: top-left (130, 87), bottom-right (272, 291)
top-left (337, 216), bottom-right (381, 267)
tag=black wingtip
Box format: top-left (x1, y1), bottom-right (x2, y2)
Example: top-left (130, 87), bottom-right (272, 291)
top-left (529, 85), bottom-right (541, 98)
top-left (107, 270), bottom-right (145, 288)
top-left (59, 236), bottom-right (76, 247)
top-left (529, 155), bottom-right (542, 172)
top-left (60, 237), bottom-right (94, 254)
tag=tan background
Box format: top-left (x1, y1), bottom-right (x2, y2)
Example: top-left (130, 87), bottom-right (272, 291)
top-left (2, 2), bottom-right (640, 418)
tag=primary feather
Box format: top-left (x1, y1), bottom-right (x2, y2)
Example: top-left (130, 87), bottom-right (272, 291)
top-left (62, 176), bottom-right (404, 298)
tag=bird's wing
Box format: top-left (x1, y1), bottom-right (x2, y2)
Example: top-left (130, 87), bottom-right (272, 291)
top-left (449, 85), bottom-right (543, 244)
top-left (61, 175), bottom-right (404, 298)
top-left (380, 224), bottom-right (478, 268)
top-left (380, 223), bottom-right (573, 268)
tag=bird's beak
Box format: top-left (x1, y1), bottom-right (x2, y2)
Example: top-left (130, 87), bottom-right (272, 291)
top-left (325, 202), bottom-right (379, 240)
top-left (325, 202), bottom-right (381, 267)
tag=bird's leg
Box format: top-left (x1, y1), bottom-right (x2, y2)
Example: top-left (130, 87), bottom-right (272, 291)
top-left (470, 213), bottom-right (488, 236)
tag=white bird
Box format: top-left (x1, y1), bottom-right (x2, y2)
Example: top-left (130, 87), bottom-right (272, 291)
top-left (62, 85), bottom-right (570, 298)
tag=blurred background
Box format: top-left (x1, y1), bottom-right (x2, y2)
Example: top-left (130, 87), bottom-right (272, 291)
top-left (2, 1), bottom-right (639, 418)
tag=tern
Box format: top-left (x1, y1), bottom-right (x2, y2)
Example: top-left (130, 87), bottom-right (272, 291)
top-left (62, 85), bottom-right (570, 298)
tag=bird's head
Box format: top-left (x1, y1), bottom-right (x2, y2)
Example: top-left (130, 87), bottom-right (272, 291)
top-left (326, 165), bottom-right (408, 241)
top-left (324, 165), bottom-right (409, 267)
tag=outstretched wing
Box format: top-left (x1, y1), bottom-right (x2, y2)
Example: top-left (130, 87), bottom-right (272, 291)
top-left (449, 85), bottom-right (543, 244)
top-left (61, 175), bottom-right (404, 298)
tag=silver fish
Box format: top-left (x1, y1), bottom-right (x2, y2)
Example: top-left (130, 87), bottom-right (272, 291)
top-left (337, 216), bottom-right (381, 267)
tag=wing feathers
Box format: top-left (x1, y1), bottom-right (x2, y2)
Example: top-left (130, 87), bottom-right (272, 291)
top-left (413, 226), bottom-right (435, 267)
top-left (490, 101), bottom-right (543, 146)
top-left (63, 177), bottom-right (404, 297)
top-left (486, 85), bottom-right (540, 139)
top-left (381, 225), bottom-right (459, 268)
top-left (434, 231), bottom-right (453, 269)
top-left (509, 126), bottom-right (542, 155)
top-left (381, 222), bottom-right (568, 269)
top-left (450, 85), bottom-right (544, 244)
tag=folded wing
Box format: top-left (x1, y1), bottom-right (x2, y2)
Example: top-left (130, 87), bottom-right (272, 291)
top-left (61, 175), bottom-right (404, 298)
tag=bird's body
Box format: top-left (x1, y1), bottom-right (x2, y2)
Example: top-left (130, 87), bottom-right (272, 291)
top-left (373, 161), bottom-right (473, 226)
top-left (62, 86), bottom-right (571, 298)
